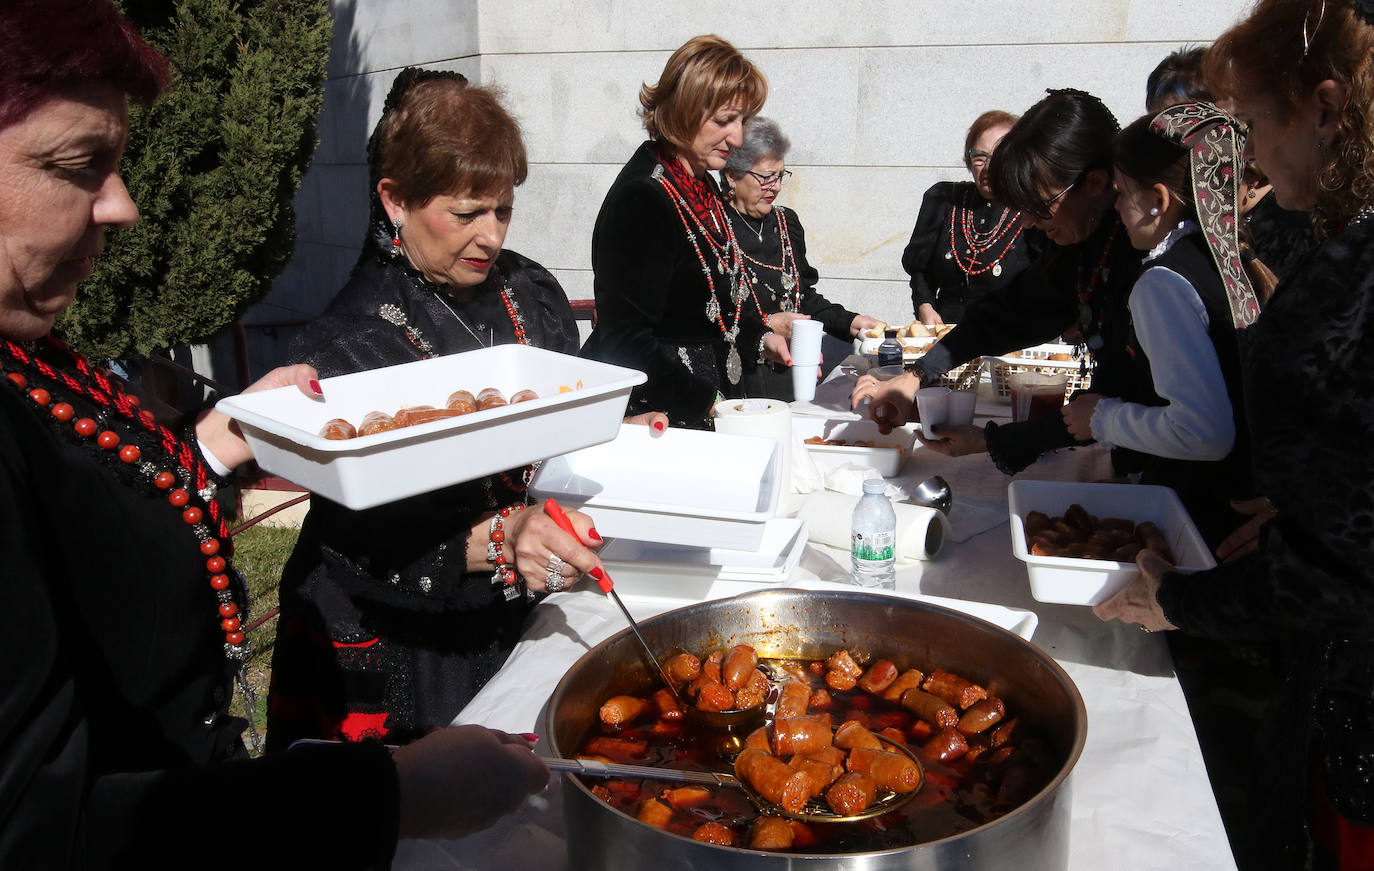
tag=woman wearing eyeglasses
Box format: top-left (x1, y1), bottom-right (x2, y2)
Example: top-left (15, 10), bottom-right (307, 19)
top-left (901, 110), bottom-right (1039, 327)
top-left (720, 117), bottom-right (880, 400)
top-left (581, 36), bottom-right (790, 428)
top-left (852, 90), bottom-right (1144, 461)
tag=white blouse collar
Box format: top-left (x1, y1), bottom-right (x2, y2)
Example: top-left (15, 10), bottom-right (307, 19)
top-left (1144, 219), bottom-right (1201, 263)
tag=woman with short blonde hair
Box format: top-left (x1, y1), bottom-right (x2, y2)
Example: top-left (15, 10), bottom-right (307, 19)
top-left (583, 35), bottom-right (789, 427)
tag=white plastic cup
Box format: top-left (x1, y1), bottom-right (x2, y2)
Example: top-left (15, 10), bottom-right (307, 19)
top-left (915, 386), bottom-right (951, 438)
top-left (791, 365), bottom-right (818, 401)
top-left (789, 319), bottom-right (823, 365)
top-left (947, 389), bottom-right (977, 427)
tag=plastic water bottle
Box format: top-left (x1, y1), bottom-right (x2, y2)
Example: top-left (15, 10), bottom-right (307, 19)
top-left (851, 478), bottom-right (897, 588)
top-left (877, 328), bottom-right (903, 368)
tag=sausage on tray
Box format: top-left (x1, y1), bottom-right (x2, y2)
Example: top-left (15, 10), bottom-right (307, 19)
top-left (319, 418), bottom-right (356, 440)
top-left (445, 389), bottom-right (477, 413)
top-left (825, 650), bottom-right (864, 680)
top-left (694, 680), bottom-right (735, 712)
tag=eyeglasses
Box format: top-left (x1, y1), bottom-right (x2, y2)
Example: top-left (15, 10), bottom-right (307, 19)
top-left (747, 169), bottom-right (793, 188)
top-left (968, 151), bottom-right (993, 168)
top-left (1026, 180), bottom-right (1078, 220)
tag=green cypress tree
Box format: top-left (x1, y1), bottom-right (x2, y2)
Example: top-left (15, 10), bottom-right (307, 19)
top-left (59, 0), bottom-right (331, 360)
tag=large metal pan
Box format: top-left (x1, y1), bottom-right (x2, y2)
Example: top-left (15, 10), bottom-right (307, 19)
top-left (546, 588), bottom-right (1087, 871)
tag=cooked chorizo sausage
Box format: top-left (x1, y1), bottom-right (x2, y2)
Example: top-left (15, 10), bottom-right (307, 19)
top-left (357, 410), bottom-right (397, 436)
top-left (598, 694), bottom-right (649, 727)
top-left (790, 753), bottom-right (843, 798)
top-left (702, 649), bottom-right (724, 683)
top-left (583, 736), bottom-right (648, 760)
top-left (1063, 503), bottom-right (1095, 533)
top-left (733, 667), bottom-right (769, 710)
top-left (809, 689), bottom-right (835, 711)
top-left (743, 726), bottom-right (771, 751)
top-left (956, 696), bottom-right (1006, 735)
top-left (824, 668), bottom-right (858, 692)
top-left (922, 668), bottom-right (988, 710)
top-left (721, 644), bottom-right (759, 691)
top-left (651, 687), bottom-right (683, 721)
top-left (319, 418), bottom-right (356, 440)
top-left (694, 680), bottom-right (735, 712)
top-left (748, 815), bottom-right (795, 850)
top-left (846, 746), bottom-right (923, 793)
top-left (776, 680), bottom-right (812, 720)
top-left (663, 652), bottom-right (701, 687)
top-left (825, 650), bottom-right (863, 680)
top-left (899, 688), bottom-right (959, 728)
top-left (1024, 510), bottom-right (1052, 536)
top-left (880, 668), bottom-right (925, 702)
top-left (636, 797), bottom-right (673, 828)
top-left (825, 771), bottom-right (878, 816)
top-left (445, 389), bottom-right (477, 413)
top-left (772, 714), bottom-right (834, 757)
top-left (660, 786), bottom-right (710, 809)
top-left (735, 748), bottom-right (811, 814)
top-left (921, 725), bottom-right (969, 764)
top-left (990, 715), bottom-right (1021, 748)
top-left (833, 720), bottom-right (883, 751)
top-left (510, 388), bottom-right (540, 404)
top-left (394, 405), bottom-right (459, 427)
top-left (856, 659), bottom-right (899, 694)
top-left (691, 821), bottom-right (734, 845)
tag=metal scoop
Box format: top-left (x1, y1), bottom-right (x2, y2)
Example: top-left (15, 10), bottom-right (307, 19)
top-left (552, 732), bottom-right (922, 824)
top-left (910, 475), bottom-right (953, 515)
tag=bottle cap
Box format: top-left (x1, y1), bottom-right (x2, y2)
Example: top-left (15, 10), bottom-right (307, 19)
top-left (862, 478), bottom-right (886, 495)
top-left (884, 329), bottom-right (898, 338)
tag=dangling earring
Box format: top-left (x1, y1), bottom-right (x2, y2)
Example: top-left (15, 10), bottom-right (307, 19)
top-left (1149, 207), bottom-right (1160, 217)
top-left (392, 220), bottom-right (403, 255)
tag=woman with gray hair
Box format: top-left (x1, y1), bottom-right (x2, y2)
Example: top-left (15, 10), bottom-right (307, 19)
top-left (721, 117), bottom-right (879, 400)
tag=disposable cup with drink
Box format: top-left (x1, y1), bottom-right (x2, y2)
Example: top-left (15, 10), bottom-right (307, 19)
top-left (914, 386), bottom-right (951, 439)
top-left (1009, 371), bottom-right (1069, 422)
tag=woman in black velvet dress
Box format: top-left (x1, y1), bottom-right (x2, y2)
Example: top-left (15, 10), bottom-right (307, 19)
top-left (0, 7), bottom-right (546, 868)
top-left (581, 35), bottom-right (789, 428)
top-left (267, 70), bottom-right (614, 750)
top-left (1096, 3), bottom-right (1374, 867)
top-left (901, 110), bottom-right (1038, 326)
top-left (720, 117), bottom-right (879, 400)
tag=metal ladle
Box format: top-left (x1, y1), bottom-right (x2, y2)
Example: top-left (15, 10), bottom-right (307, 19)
top-left (910, 475), bottom-right (953, 515)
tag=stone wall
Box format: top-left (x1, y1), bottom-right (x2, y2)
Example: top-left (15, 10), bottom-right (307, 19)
top-left (238, 0), bottom-right (1254, 376)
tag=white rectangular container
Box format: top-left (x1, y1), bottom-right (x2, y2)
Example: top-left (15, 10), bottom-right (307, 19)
top-left (529, 424), bottom-right (780, 550)
top-left (1008, 480), bottom-right (1216, 606)
top-left (215, 345), bottom-right (645, 511)
top-left (791, 417), bottom-right (915, 477)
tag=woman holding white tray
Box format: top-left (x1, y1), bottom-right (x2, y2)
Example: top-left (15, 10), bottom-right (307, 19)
top-left (266, 70), bottom-right (631, 751)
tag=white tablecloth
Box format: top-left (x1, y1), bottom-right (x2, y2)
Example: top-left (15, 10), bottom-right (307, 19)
top-left (395, 374), bottom-right (1237, 870)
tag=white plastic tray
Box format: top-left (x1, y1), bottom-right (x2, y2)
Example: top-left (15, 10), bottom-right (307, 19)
top-left (1008, 480), bottom-right (1215, 606)
top-left (791, 417), bottom-right (915, 477)
top-left (528, 424), bottom-right (780, 550)
top-left (215, 345), bottom-right (645, 510)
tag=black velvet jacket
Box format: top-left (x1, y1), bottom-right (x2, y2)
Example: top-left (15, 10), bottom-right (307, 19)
top-left (728, 203), bottom-right (856, 401)
top-left (1157, 215), bottom-right (1374, 836)
top-left (902, 180), bottom-right (1038, 323)
top-left (581, 142), bottom-right (769, 427)
top-left (0, 343), bottom-right (398, 870)
top-left (267, 245), bottom-right (578, 750)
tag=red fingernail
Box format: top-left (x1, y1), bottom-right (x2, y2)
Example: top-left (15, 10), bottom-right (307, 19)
top-left (519, 732), bottom-right (540, 743)
top-left (652, 420), bottom-right (665, 432)
top-left (309, 379), bottom-right (323, 396)
top-left (589, 566), bottom-right (606, 581)
top-left (588, 527), bottom-right (602, 542)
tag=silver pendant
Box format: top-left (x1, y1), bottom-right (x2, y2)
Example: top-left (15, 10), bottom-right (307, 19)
top-left (992, 261), bottom-right (1002, 277)
top-left (944, 251), bottom-right (953, 260)
top-left (781, 273), bottom-right (795, 291)
top-left (706, 295), bottom-right (721, 322)
top-left (726, 345), bottom-right (742, 385)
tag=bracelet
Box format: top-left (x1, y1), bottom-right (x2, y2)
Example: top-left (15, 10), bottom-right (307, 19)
top-left (487, 503), bottom-right (526, 587)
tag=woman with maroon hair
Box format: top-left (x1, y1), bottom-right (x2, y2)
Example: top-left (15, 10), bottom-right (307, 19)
top-left (0, 2), bottom-right (547, 867)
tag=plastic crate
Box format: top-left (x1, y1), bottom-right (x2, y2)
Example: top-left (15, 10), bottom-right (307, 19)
top-left (985, 344), bottom-right (1091, 403)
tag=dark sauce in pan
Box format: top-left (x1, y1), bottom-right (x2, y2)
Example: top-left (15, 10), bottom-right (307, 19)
top-left (573, 657), bottom-right (1060, 853)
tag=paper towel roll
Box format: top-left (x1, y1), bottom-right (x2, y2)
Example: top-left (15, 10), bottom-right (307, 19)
top-left (713, 398), bottom-right (792, 508)
top-left (798, 491), bottom-right (949, 560)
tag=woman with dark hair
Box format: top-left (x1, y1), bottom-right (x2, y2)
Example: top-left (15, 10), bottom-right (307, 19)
top-left (267, 70), bottom-right (621, 750)
top-left (901, 110), bottom-right (1038, 326)
top-left (1097, 3), bottom-right (1374, 867)
top-left (581, 35), bottom-right (788, 427)
top-left (0, 3), bottom-right (546, 868)
top-left (719, 116), bottom-right (879, 400)
top-left (852, 89), bottom-right (1143, 464)
top-left (1145, 46), bottom-right (1210, 114)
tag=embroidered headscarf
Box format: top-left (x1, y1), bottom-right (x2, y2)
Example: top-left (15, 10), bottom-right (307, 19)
top-left (1150, 101), bottom-right (1260, 328)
